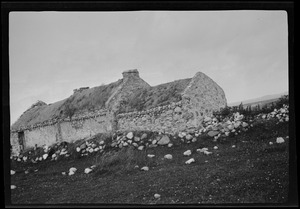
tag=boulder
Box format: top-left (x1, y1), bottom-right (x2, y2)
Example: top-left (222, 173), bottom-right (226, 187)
top-left (185, 158), bottom-right (195, 164)
top-left (43, 154), bottom-right (48, 160)
top-left (276, 137), bottom-right (285, 144)
top-left (84, 168), bottom-right (93, 174)
top-left (11, 185), bottom-right (17, 190)
top-left (154, 194), bottom-right (161, 199)
top-left (152, 139), bottom-right (157, 145)
top-left (207, 130), bottom-right (219, 137)
top-left (134, 136), bottom-right (141, 142)
top-left (80, 143), bottom-right (87, 150)
top-left (126, 132), bottom-right (134, 139)
top-left (138, 146), bottom-right (144, 150)
top-left (10, 170), bottom-right (15, 175)
top-left (185, 134), bottom-right (193, 140)
top-left (147, 154), bottom-right (155, 158)
top-left (76, 147), bottom-right (81, 152)
top-left (141, 166), bottom-right (149, 171)
top-left (164, 154), bottom-right (173, 159)
top-left (183, 150), bottom-right (192, 156)
top-left (141, 133), bottom-right (147, 140)
top-left (157, 135), bottom-right (170, 145)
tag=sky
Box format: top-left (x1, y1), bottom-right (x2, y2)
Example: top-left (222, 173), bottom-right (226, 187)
top-left (9, 11), bottom-right (289, 125)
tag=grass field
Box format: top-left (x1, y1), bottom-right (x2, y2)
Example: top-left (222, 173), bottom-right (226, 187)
top-left (9, 121), bottom-right (290, 205)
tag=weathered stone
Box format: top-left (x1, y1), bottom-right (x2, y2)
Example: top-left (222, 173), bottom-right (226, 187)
top-left (126, 132), bottom-right (134, 139)
top-left (185, 158), bottom-right (195, 164)
top-left (183, 150), bottom-right (192, 156)
top-left (185, 134), bottom-right (193, 140)
top-left (138, 145), bottom-right (144, 150)
top-left (134, 136), bottom-right (141, 142)
top-left (276, 137), bottom-right (285, 144)
top-left (207, 130), bottom-right (219, 137)
top-left (141, 133), bottom-right (147, 140)
top-left (157, 135), bottom-right (170, 145)
top-left (132, 142), bottom-right (138, 147)
top-left (80, 143), bottom-right (87, 150)
top-left (164, 154), bottom-right (173, 159)
top-left (141, 166), bottom-right (149, 171)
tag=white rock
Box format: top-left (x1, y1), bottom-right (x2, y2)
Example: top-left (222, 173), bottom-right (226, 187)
top-left (269, 142), bottom-right (273, 145)
top-left (42, 154), bottom-right (48, 160)
top-left (225, 132), bottom-right (230, 136)
top-left (25, 170), bottom-right (29, 174)
top-left (123, 142), bottom-right (128, 147)
top-left (39, 157), bottom-right (42, 161)
top-left (127, 140), bottom-right (132, 144)
top-left (276, 137), bottom-right (285, 144)
top-left (132, 143), bottom-right (138, 147)
top-left (185, 158), bottom-right (195, 164)
top-left (126, 132), bottom-right (134, 139)
top-left (62, 172), bottom-right (66, 175)
top-left (84, 168), bottom-right (93, 174)
top-left (164, 154), bottom-right (173, 159)
top-left (23, 156), bottom-right (28, 161)
top-left (69, 167), bottom-right (77, 173)
top-left (197, 148), bottom-right (208, 152)
top-left (152, 139), bottom-right (157, 145)
top-left (242, 122), bottom-right (248, 127)
top-left (141, 166), bottom-right (149, 171)
top-left (76, 147), bottom-right (81, 152)
top-left (168, 143), bottom-right (173, 147)
top-left (192, 138), bottom-right (197, 142)
top-left (68, 171), bottom-right (75, 176)
top-left (232, 145), bottom-right (236, 148)
top-left (147, 154), bottom-right (155, 158)
top-left (11, 185), bottom-right (17, 190)
top-left (185, 134), bottom-right (193, 140)
top-left (52, 154), bottom-right (57, 159)
top-left (99, 140), bottom-right (105, 145)
top-left (138, 146), bottom-right (144, 151)
top-left (89, 148), bottom-right (94, 153)
top-left (17, 158), bottom-right (21, 162)
top-left (157, 135), bottom-right (170, 145)
top-left (203, 151), bottom-right (212, 155)
top-left (154, 193), bottom-right (161, 198)
top-left (90, 165), bottom-right (96, 169)
top-left (94, 148), bottom-right (99, 152)
top-left (213, 146), bottom-right (218, 150)
top-left (11, 170), bottom-right (16, 175)
top-left (183, 150), bottom-right (192, 156)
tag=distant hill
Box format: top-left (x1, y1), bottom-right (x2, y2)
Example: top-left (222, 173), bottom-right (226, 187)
top-left (228, 92), bottom-right (288, 107)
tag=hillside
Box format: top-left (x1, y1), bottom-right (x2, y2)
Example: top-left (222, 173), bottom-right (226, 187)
top-left (10, 120), bottom-right (289, 204)
top-left (228, 92), bottom-right (288, 107)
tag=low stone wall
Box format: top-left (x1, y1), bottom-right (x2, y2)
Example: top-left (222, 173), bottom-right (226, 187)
top-left (10, 108), bottom-right (113, 154)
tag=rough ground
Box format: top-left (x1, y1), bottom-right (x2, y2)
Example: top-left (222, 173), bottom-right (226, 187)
top-left (10, 121), bottom-right (290, 205)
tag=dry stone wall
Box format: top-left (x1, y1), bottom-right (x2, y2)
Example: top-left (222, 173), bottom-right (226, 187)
top-left (117, 101), bottom-right (196, 134)
top-left (10, 109), bottom-right (113, 154)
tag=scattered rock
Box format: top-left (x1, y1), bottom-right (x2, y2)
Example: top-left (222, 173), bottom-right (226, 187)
top-left (62, 172), bottom-right (66, 175)
top-left (168, 143), bottom-right (173, 147)
top-left (185, 158), bottom-right (195, 164)
top-left (197, 148), bottom-right (208, 152)
top-left (141, 166), bottom-right (149, 171)
top-left (154, 193), bottom-right (161, 198)
top-left (152, 139), bottom-right (157, 145)
top-left (276, 137), bottom-right (285, 144)
top-left (84, 168), bottom-right (93, 174)
top-left (11, 185), bottom-right (17, 190)
top-left (80, 143), bottom-right (86, 150)
top-left (157, 135), bottom-right (170, 145)
top-left (11, 170), bottom-right (15, 175)
top-left (269, 142), bottom-right (273, 145)
top-left (191, 138), bottom-right (197, 142)
top-left (164, 154), bottom-right (173, 160)
top-left (134, 136), bottom-right (141, 142)
top-left (147, 154), bottom-right (155, 158)
top-left (141, 133), bottom-right (147, 140)
top-left (208, 130), bottom-right (219, 137)
top-left (183, 150), bottom-right (192, 156)
top-left (203, 151), bottom-right (212, 155)
top-left (69, 167), bottom-right (77, 173)
top-left (132, 143), bottom-right (138, 147)
top-left (213, 146), bottom-right (218, 150)
top-left (232, 145), bottom-right (236, 148)
top-left (185, 134), bottom-right (193, 140)
top-left (138, 146), bottom-right (144, 151)
top-left (126, 132), bottom-right (134, 139)
top-left (76, 147), bottom-right (81, 152)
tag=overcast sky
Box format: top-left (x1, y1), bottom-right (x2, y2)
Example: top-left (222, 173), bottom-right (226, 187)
top-left (9, 11), bottom-right (288, 125)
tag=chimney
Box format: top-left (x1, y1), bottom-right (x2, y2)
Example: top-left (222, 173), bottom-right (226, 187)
top-left (122, 69), bottom-right (140, 80)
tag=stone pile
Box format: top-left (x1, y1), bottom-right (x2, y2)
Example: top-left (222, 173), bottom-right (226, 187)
top-left (259, 105), bottom-right (289, 122)
top-left (110, 131), bottom-right (173, 150)
top-left (76, 139), bottom-right (105, 157)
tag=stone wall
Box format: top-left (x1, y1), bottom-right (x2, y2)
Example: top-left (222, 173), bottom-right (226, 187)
top-left (117, 101), bottom-right (197, 134)
top-left (10, 108), bottom-right (113, 154)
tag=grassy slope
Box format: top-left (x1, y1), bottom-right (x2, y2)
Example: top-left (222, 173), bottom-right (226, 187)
top-left (10, 121), bottom-right (289, 205)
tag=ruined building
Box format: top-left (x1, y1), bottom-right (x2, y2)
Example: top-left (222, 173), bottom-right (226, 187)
top-left (10, 69), bottom-right (227, 155)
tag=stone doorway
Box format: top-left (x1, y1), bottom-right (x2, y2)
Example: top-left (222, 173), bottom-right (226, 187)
top-left (18, 131), bottom-right (25, 151)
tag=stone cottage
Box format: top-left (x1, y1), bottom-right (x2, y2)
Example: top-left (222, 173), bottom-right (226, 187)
top-left (10, 69), bottom-right (227, 155)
